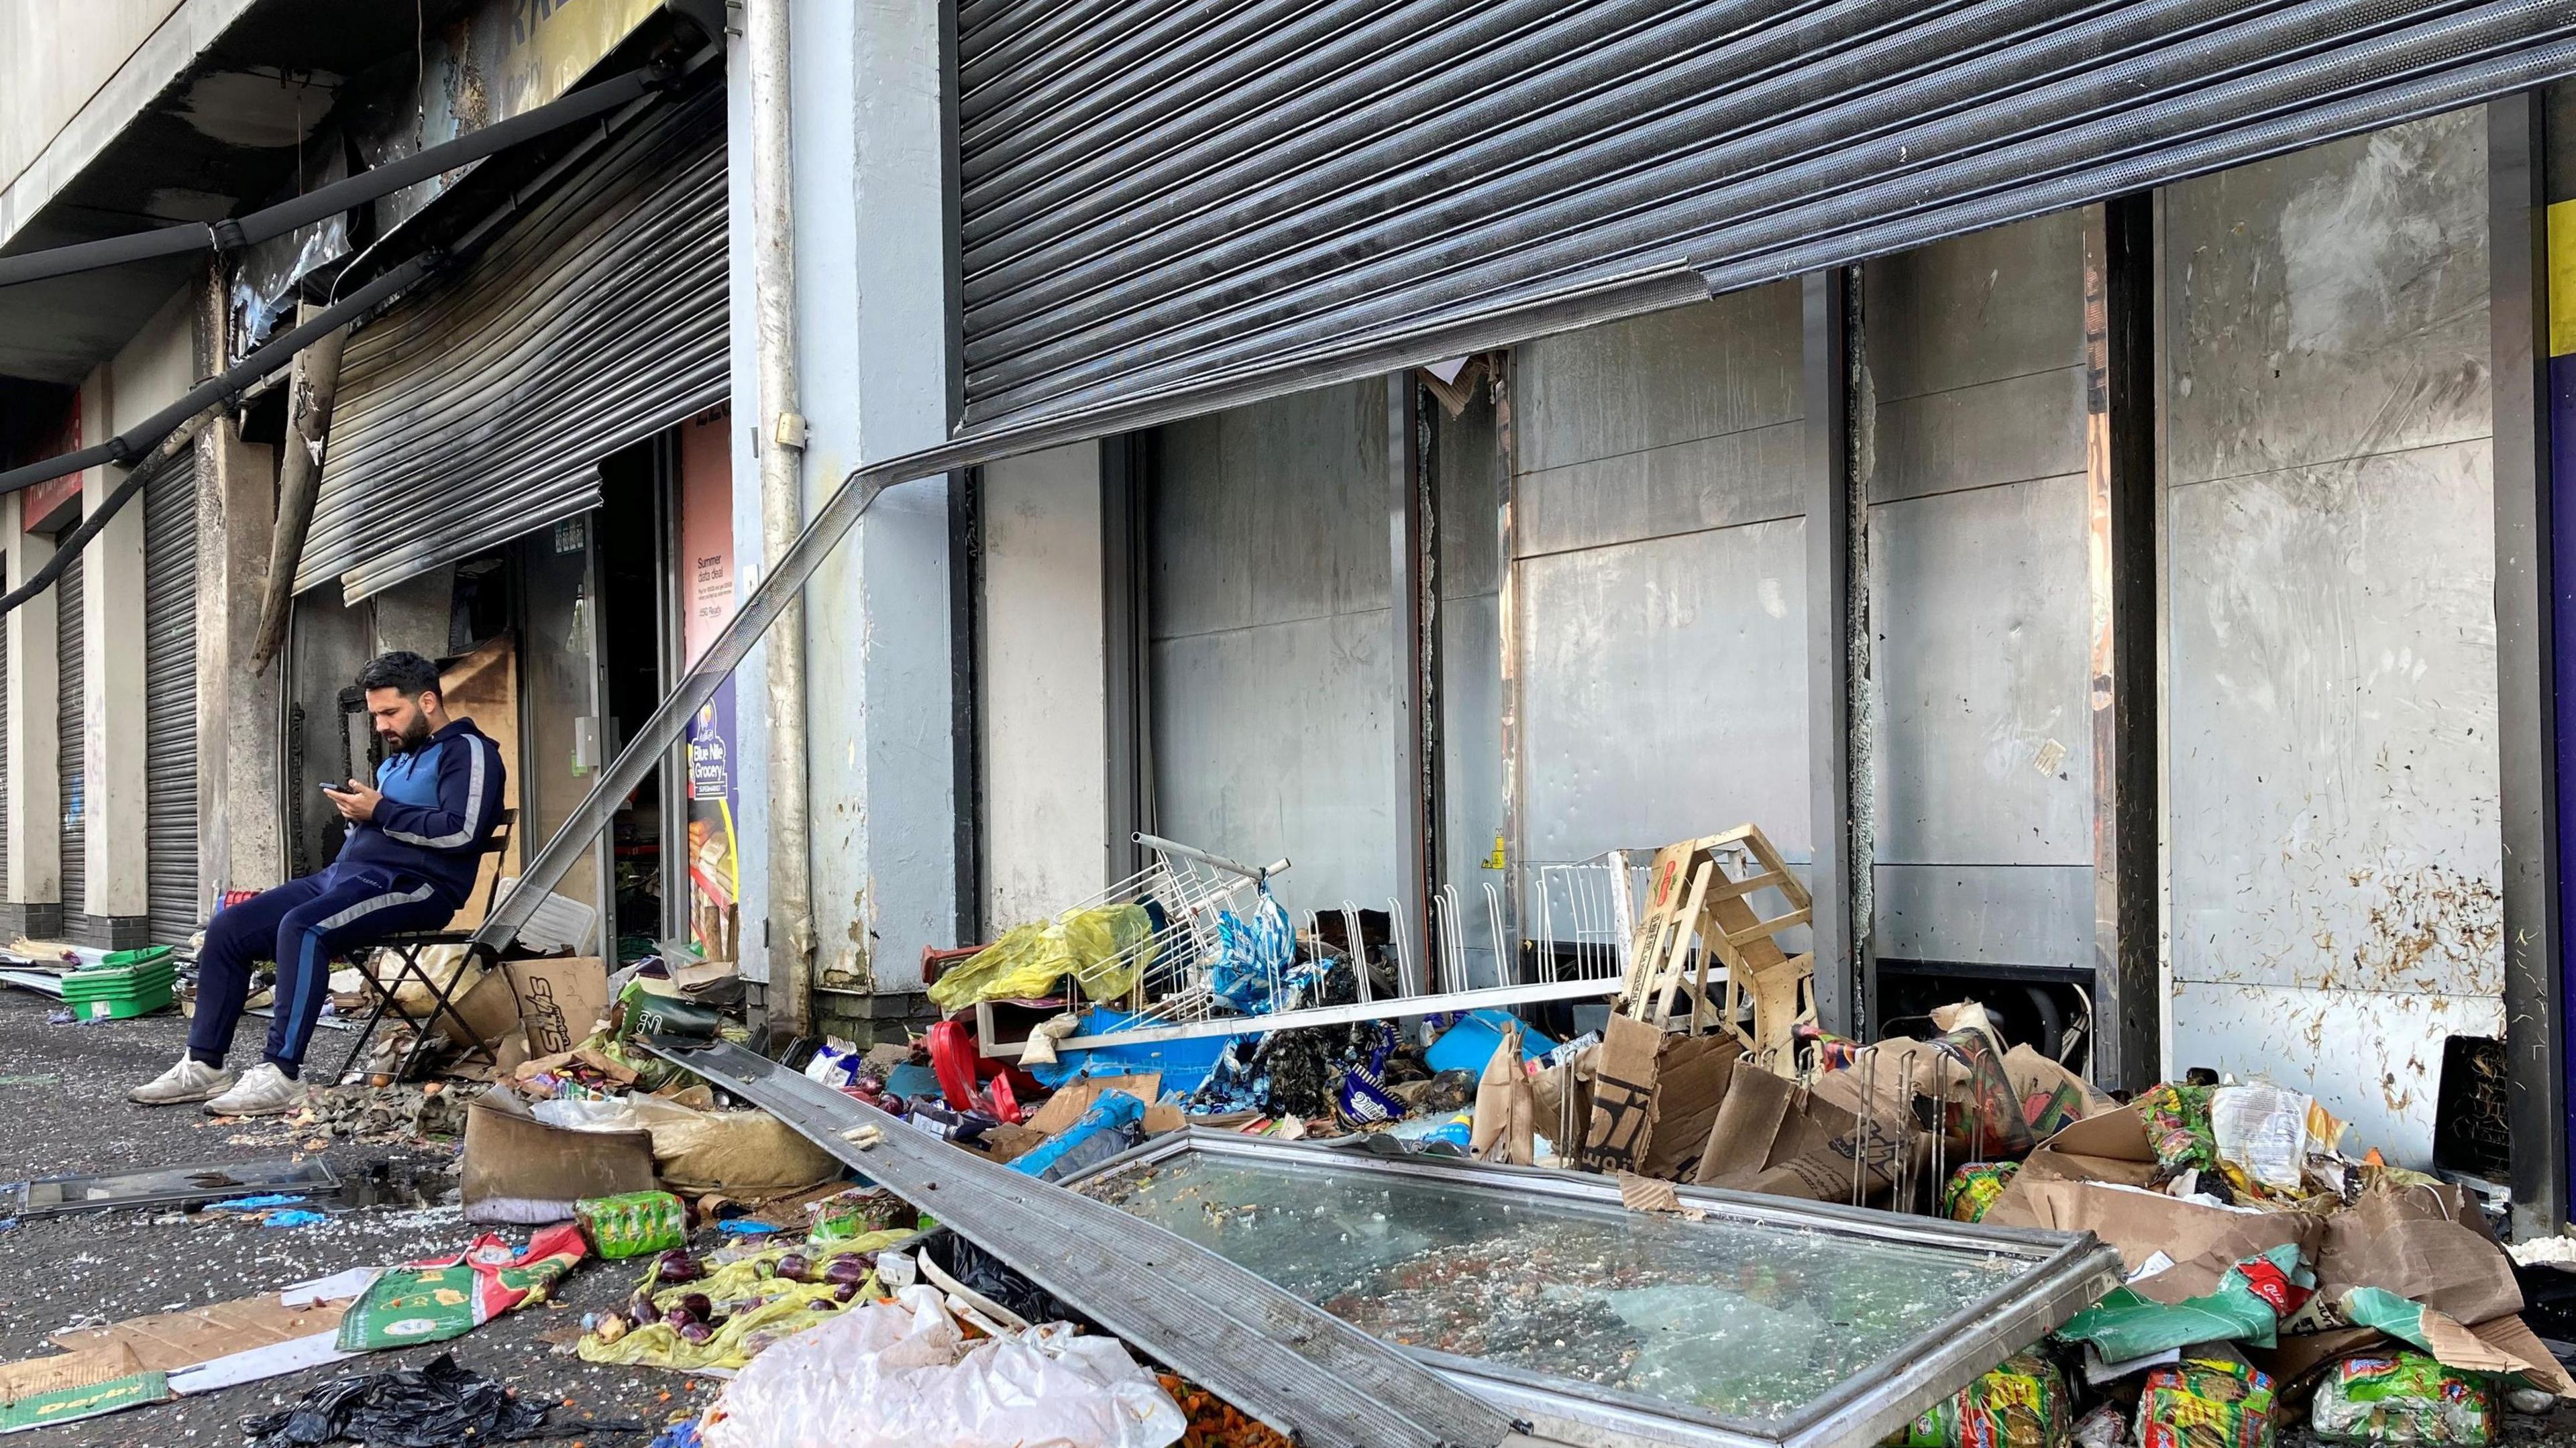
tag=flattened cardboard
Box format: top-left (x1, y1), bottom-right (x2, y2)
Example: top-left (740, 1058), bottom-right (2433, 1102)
top-left (2389, 1302), bottom-right (2576, 1396)
top-left (50, 1296), bottom-right (347, 1373)
top-left (1028, 1074), bottom-right (1161, 1136)
top-left (0, 1342), bottom-right (144, 1402)
top-left (2314, 1182), bottom-right (2522, 1328)
top-left (2012, 1103), bottom-right (2159, 1189)
top-left (1984, 1178), bottom-right (2320, 1304)
top-left (0, 1341), bottom-right (164, 1435)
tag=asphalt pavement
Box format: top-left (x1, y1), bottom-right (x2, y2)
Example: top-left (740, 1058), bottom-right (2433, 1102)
top-left (0, 983), bottom-right (693, 1447)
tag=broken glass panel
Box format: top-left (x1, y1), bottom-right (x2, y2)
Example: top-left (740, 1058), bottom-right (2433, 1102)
top-left (1073, 1136), bottom-right (2117, 1445)
top-left (0, 1158), bottom-right (341, 1219)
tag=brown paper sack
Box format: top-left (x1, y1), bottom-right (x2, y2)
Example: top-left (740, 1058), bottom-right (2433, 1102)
top-left (1471, 1022), bottom-right (1536, 1165)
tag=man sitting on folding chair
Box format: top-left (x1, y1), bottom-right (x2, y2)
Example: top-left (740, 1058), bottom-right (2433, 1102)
top-left (130, 651), bottom-right (507, 1116)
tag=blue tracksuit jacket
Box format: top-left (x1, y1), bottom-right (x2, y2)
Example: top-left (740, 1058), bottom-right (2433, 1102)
top-left (337, 718), bottom-right (507, 907)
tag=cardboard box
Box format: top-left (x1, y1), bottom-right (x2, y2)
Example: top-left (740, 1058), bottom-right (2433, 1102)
top-left (510, 956), bottom-right (611, 1056)
top-left (441, 956), bottom-right (610, 1056)
top-left (1578, 1015), bottom-right (1743, 1178)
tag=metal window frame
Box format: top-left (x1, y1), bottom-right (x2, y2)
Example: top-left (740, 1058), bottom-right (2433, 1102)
top-left (1059, 1129), bottom-right (2121, 1448)
top-left (2489, 89), bottom-right (2566, 1237)
top-left (2080, 197), bottom-right (2163, 1095)
top-left (1805, 268), bottom-right (1866, 1038)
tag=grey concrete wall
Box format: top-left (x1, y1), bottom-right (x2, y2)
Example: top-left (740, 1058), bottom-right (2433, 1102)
top-left (1510, 285), bottom-right (1810, 869)
top-left (1862, 211), bottom-right (2096, 970)
top-left (1149, 380), bottom-right (1395, 919)
top-left (980, 443), bottom-right (1109, 927)
top-left (2161, 108), bottom-right (2500, 1164)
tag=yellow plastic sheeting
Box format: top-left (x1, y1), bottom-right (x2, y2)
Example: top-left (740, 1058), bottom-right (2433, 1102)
top-left (926, 905), bottom-right (1158, 1011)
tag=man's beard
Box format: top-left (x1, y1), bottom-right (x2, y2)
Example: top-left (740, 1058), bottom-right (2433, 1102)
top-left (378, 716), bottom-right (433, 753)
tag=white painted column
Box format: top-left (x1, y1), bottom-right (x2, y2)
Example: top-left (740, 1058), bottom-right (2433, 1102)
top-left (5, 496), bottom-right (58, 909)
top-left (83, 465), bottom-right (147, 922)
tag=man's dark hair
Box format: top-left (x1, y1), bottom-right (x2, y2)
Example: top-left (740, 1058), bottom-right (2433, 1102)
top-left (356, 651), bottom-right (443, 700)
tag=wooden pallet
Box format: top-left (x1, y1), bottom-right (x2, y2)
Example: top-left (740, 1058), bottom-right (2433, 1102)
top-left (1619, 824), bottom-right (1815, 1073)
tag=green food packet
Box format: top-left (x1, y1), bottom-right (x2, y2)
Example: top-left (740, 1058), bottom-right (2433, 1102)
top-left (2312, 1354), bottom-right (2496, 1446)
top-left (574, 1189), bottom-right (687, 1259)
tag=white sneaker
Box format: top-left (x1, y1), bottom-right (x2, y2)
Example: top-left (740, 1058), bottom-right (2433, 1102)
top-left (129, 1056), bottom-right (235, 1106)
top-left (202, 1062), bottom-right (302, 1117)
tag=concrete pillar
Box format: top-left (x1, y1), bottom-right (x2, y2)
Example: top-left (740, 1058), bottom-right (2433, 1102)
top-left (726, 0), bottom-right (959, 999)
top-left (804, 0), bottom-right (956, 995)
top-left (5, 498), bottom-right (58, 936)
top-left (195, 402), bottom-right (280, 897)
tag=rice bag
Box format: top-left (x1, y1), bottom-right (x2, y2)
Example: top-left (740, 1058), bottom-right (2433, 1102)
top-left (1943, 1162), bottom-right (2021, 1223)
top-left (2135, 1358), bottom-right (2275, 1448)
top-left (1887, 1349), bottom-right (2070, 1448)
top-left (2310, 1353), bottom-right (2496, 1445)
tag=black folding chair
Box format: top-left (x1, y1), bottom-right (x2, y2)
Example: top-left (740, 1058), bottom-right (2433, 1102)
top-left (336, 810), bottom-right (517, 1083)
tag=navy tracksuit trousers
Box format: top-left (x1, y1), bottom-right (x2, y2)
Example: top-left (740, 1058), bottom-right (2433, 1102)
top-left (186, 862), bottom-right (458, 1076)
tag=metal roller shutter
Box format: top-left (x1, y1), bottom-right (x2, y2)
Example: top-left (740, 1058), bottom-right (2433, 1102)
top-left (953, 0), bottom-right (2576, 435)
top-left (56, 543), bottom-right (81, 922)
top-left (301, 82), bottom-right (729, 604)
top-left (144, 459), bottom-right (198, 943)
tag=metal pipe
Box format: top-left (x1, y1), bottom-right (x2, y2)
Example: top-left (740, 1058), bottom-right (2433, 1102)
top-left (748, 0), bottom-right (816, 1035)
top-left (0, 66), bottom-right (667, 290)
top-left (248, 313), bottom-right (347, 673)
top-left (0, 253), bottom-right (434, 500)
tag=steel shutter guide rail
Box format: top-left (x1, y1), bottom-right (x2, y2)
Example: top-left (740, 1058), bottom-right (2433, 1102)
top-left (645, 1040), bottom-right (1525, 1448)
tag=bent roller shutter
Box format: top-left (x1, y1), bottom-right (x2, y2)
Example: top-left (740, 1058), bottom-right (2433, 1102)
top-left (301, 82), bottom-right (729, 603)
top-left (56, 541), bottom-right (82, 922)
top-left (953, 0), bottom-right (2576, 436)
top-left (144, 458), bottom-right (199, 943)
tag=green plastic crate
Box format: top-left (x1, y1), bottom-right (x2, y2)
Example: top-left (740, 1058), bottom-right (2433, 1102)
top-left (64, 982), bottom-right (173, 1020)
top-left (99, 944), bottom-right (174, 970)
top-left (62, 964), bottom-right (176, 997)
